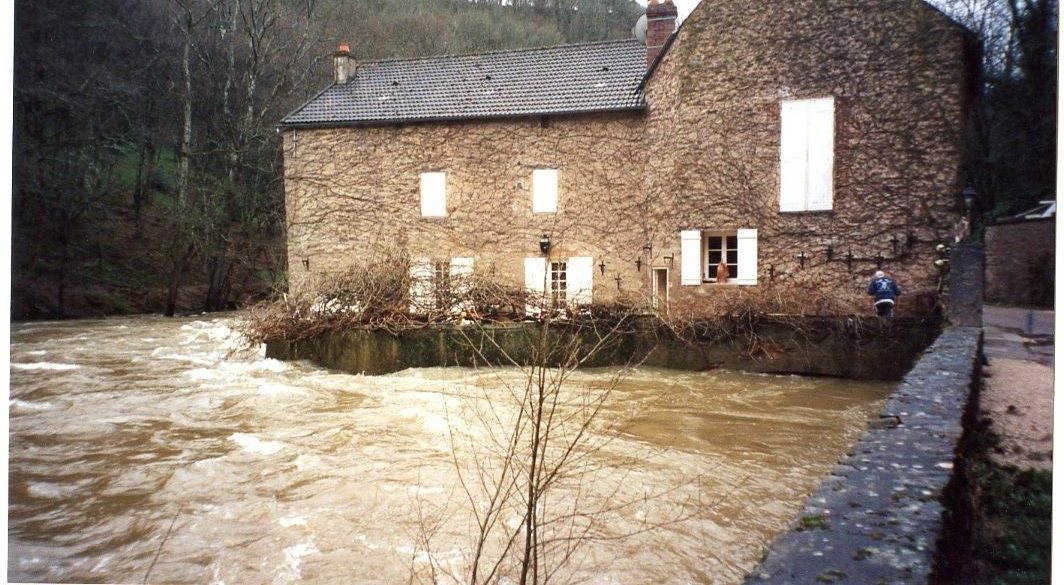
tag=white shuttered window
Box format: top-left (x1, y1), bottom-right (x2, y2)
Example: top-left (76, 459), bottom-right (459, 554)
top-left (679, 229), bottom-right (758, 286)
top-left (532, 169), bottom-right (558, 213)
top-left (567, 257), bottom-right (594, 306)
top-left (680, 230), bottom-right (703, 286)
top-left (780, 97), bottom-right (834, 212)
top-left (450, 257), bottom-right (474, 312)
top-left (420, 171), bottom-right (447, 217)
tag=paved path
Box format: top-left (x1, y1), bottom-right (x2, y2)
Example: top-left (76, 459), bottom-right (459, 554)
top-left (982, 305), bottom-right (1054, 366)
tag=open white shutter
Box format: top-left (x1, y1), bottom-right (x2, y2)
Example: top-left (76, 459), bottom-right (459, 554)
top-left (805, 97), bottom-right (834, 211)
top-left (420, 172), bottom-right (447, 217)
top-left (780, 100), bottom-right (809, 212)
top-left (450, 257), bottom-right (474, 313)
top-left (524, 257), bottom-right (547, 316)
top-left (567, 256), bottom-right (594, 306)
top-left (735, 229), bottom-right (758, 285)
top-left (532, 169), bottom-right (558, 213)
top-left (680, 230), bottom-right (703, 285)
top-left (409, 258), bottom-right (434, 314)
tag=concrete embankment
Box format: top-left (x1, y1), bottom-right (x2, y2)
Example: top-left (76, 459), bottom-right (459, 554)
top-left (744, 326), bottom-right (983, 584)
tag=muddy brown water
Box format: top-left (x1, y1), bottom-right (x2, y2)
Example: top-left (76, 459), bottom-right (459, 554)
top-left (8, 315), bottom-right (893, 584)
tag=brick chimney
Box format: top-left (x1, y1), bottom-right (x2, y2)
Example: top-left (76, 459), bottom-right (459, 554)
top-left (645, 0), bottom-right (678, 68)
top-left (334, 43), bottom-right (354, 85)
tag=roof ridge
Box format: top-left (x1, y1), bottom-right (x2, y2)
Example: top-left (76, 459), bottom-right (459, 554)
top-left (357, 37), bottom-right (643, 67)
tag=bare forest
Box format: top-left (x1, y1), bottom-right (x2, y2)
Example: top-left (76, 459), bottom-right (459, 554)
top-left (11, 0), bottom-right (1056, 319)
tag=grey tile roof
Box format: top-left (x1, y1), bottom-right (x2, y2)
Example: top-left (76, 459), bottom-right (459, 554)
top-left (282, 39), bottom-right (647, 126)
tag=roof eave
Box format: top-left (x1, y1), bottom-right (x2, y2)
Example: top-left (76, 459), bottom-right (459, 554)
top-left (280, 104), bottom-right (648, 131)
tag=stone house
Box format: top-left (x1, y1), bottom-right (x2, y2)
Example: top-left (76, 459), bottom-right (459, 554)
top-left (280, 0), bottom-right (977, 317)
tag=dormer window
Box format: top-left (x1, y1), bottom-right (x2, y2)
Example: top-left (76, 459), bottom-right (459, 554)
top-left (532, 168), bottom-right (558, 213)
top-left (420, 171), bottom-right (447, 217)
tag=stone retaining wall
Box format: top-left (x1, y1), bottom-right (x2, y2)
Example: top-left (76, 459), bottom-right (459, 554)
top-left (984, 218), bottom-right (1055, 307)
top-left (265, 316), bottom-right (940, 380)
top-left (744, 326), bottom-right (982, 584)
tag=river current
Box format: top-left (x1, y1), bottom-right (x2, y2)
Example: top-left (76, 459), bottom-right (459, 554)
top-left (9, 314), bottom-right (893, 584)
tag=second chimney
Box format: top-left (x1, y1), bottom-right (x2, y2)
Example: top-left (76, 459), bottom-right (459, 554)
top-left (645, 0), bottom-right (678, 68)
top-left (334, 43), bottom-right (354, 85)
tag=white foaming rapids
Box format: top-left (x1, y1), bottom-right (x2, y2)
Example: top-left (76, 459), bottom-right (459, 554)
top-left (9, 399), bottom-right (55, 413)
top-left (229, 433), bottom-right (286, 455)
top-left (11, 362), bottom-right (81, 371)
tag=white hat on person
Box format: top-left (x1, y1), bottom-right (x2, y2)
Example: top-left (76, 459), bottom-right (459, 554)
top-left (874, 271), bottom-right (885, 278)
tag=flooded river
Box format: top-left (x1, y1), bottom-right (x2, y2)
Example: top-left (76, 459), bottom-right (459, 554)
top-left (9, 315), bottom-right (893, 584)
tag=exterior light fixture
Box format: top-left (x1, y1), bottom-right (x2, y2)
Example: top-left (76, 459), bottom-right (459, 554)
top-left (615, 275), bottom-right (623, 289)
top-left (845, 250), bottom-right (854, 272)
top-left (663, 254), bottom-right (674, 268)
top-left (302, 258), bottom-right (310, 270)
top-left (539, 234), bottom-right (551, 255)
top-left (635, 257), bottom-right (643, 271)
top-left (962, 186), bottom-right (976, 210)
top-left (768, 264), bottom-right (775, 280)
top-left (599, 260), bottom-right (606, 275)
top-left (642, 242), bottom-right (653, 257)
top-left (890, 235), bottom-right (900, 256)
top-left (796, 250), bottom-right (807, 269)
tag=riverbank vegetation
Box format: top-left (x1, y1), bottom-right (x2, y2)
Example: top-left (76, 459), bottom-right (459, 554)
top-left (12, 0), bottom-right (1057, 319)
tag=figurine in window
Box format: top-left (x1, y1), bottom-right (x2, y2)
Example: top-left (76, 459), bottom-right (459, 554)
top-left (716, 259), bottom-right (730, 282)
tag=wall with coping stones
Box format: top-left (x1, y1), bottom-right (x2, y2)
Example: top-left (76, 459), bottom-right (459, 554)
top-left (984, 218), bottom-right (1055, 307)
top-left (743, 326), bottom-right (982, 584)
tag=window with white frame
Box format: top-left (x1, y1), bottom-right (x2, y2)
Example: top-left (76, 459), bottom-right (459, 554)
top-left (780, 97), bottom-right (835, 212)
top-left (524, 256), bottom-right (593, 314)
top-left (409, 257), bottom-right (473, 314)
top-left (705, 232), bottom-right (738, 282)
top-left (550, 261), bottom-right (567, 308)
top-left (420, 171), bottom-right (447, 217)
top-left (532, 168), bottom-right (558, 213)
top-left (680, 229), bottom-right (758, 286)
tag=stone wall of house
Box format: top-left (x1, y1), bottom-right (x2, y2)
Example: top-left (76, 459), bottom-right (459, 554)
top-left (283, 0), bottom-right (973, 318)
top-left (984, 218), bottom-right (1055, 307)
top-left (642, 0), bottom-right (972, 315)
top-left (283, 113), bottom-right (653, 303)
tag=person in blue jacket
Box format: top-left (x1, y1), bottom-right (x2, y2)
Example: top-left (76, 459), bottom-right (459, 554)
top-left (867, 270), bottom-right (901, 317)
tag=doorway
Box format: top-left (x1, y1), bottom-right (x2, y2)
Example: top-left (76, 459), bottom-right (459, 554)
top-left (652, 268), bottom-right (669, 313)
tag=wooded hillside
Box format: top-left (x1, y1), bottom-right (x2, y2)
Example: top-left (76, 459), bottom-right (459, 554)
top-left (11, 0), bottom-right (1056, 319)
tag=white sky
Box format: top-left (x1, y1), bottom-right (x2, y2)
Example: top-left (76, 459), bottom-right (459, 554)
top-left (635, 0), bottom-right (702, 23)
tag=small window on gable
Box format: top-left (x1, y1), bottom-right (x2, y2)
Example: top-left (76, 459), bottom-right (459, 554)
top-left (780, 97), bottom-right (834, 212)
top-left (680, 229), bottom-right (758, 286)
top-left (532, 169), bottom-right (558, 213)
top-left (420, 171), bottom-right (447, 217)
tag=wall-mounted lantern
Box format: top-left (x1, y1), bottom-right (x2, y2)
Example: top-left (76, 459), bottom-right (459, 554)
top-left (890, 235), bottom-right (900, 256)
top-left (663, 254), bottom-right (674, 268)
top-left (642, 242), bottom-right (653, 257)
top-left (599, 260), bottom-right (606, 275)
top-left (845, 250), bottom-right (854, 272)
top-left (635, 257), bottom-right (643, 271)
top-left (796, 250), bottom-right (807, 269)
top-left (768, 264), bottom-right (775, 280)
top-left (615, 275), bottom-right (623, 289)
top-left (302, 258), bottom-right (310, 270)
top-left (539, 234), bottom-right (551, 255)
top-left (962, 186), bottom-right (976, 211)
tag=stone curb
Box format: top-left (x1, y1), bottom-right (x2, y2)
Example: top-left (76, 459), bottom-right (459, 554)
top-left (744, 326), bottom-right (982, 584)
